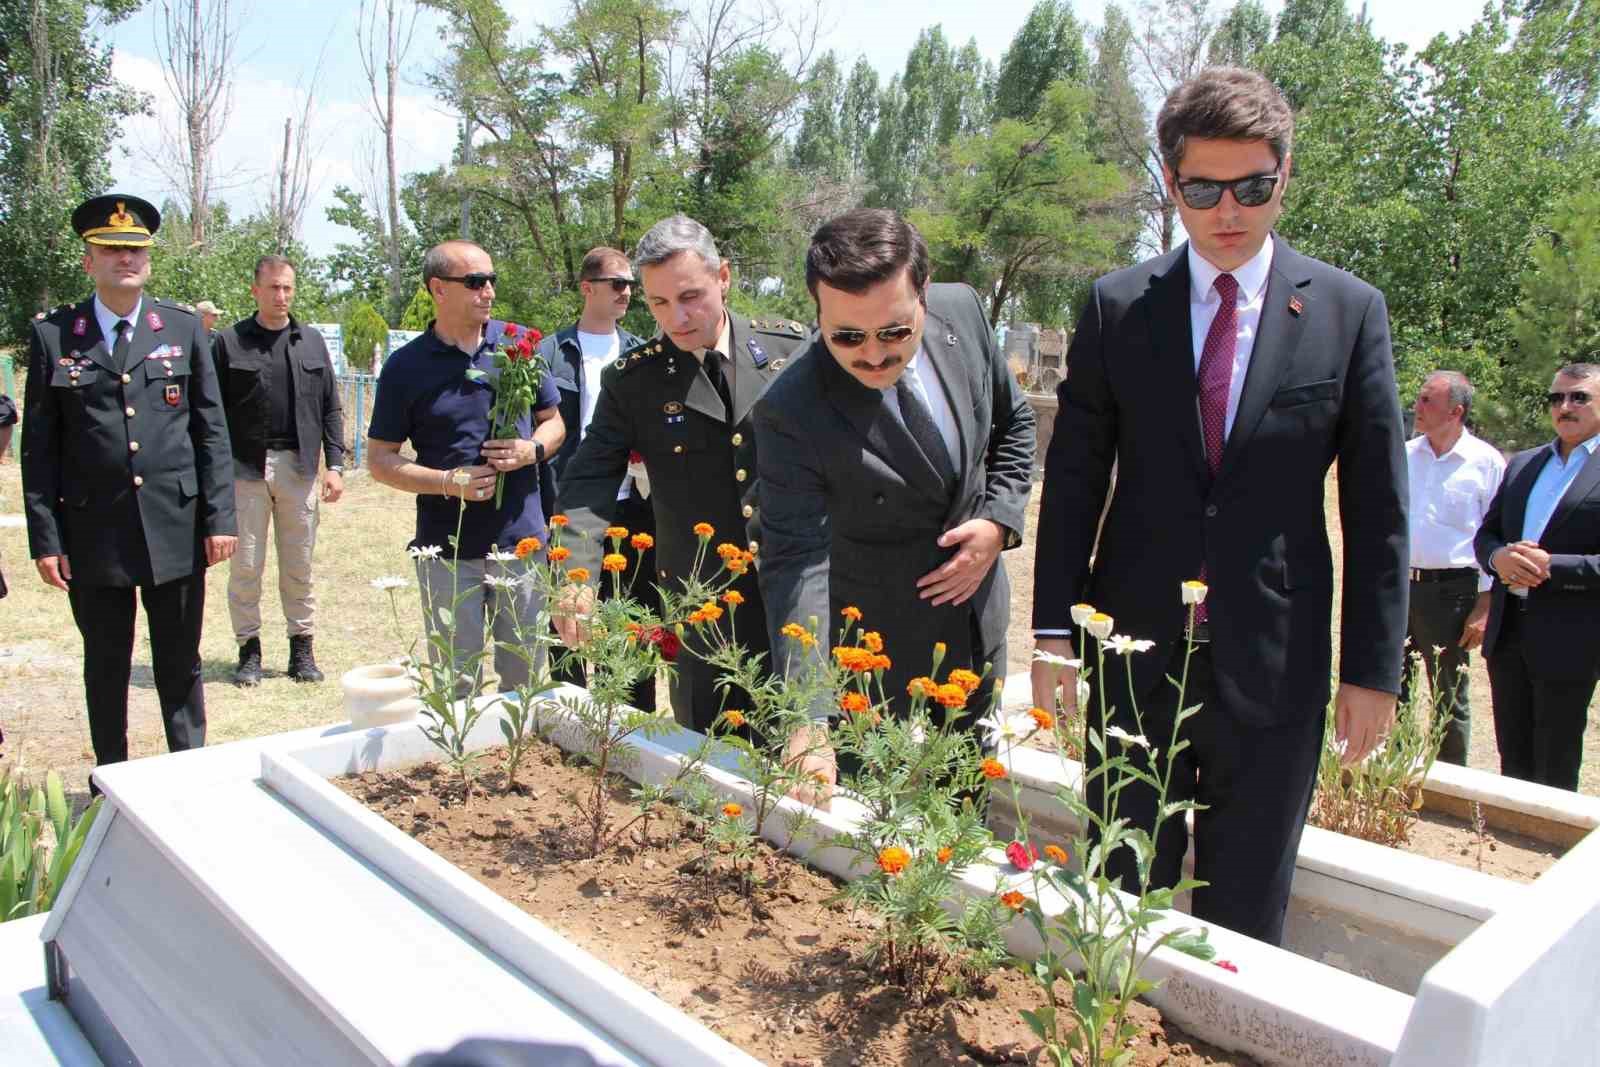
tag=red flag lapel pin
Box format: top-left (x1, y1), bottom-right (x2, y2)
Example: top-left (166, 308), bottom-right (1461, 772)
top-left (1288, 295), bottom-right (1304, 317)
top-left (147, 310), bottom-right (164, 332)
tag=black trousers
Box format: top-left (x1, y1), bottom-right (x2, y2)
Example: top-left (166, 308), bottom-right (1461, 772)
top-left (1487, 604), bottom-right (1596, 791)
top-left (67, 573), bottom-right (208, 768)
top-left (1085, 642), bottom-right (1324, 947)
top-left (1400, 572), bottom-right (1479, 764)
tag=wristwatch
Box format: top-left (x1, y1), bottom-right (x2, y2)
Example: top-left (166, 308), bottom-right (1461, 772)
top-left (328, 465), bottom-right (345, 474)
top-left (533, 441), bottom-right (546, 464)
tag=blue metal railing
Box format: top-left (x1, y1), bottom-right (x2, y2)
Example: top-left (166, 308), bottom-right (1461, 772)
top-left (336, 373), bottom-right (378, 467)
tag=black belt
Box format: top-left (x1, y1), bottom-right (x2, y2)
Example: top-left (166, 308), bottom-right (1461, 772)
top-left (1409, 567), bottom-right (1477, 583)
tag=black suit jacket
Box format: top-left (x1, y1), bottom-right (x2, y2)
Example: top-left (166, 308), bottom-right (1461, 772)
top-left (1033, 239), bottom-right (1409, 726)
top-left (755, 283), bottom-right (1035, 703)
top-left (22, 295), bottom-right (236, 587)
top-left (1474, 440), bottom-right (1600, 681)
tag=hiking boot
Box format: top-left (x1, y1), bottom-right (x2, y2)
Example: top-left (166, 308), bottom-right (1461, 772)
top-left (234, 637), bottom-right (263, 687)
top-left (287, 634), bottom-right (324, 683)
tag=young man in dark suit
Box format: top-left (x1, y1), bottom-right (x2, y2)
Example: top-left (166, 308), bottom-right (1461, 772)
top-left (1030, 68), bottom-right (1410, 946)
top-left (21, 194), bottom-right (238, 774)
top-left (1475, 363), bottom-right (1600, 791)
top-left (755, 208), bottom-right (1036, 788)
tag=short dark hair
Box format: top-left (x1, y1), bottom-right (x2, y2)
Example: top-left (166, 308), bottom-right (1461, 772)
top-left (422, 239), bottom-right (487, 291)
top-left (254, 254), bottom-right (294, 280)
top-left (1427, 370), bottom-right (1474, 420)
top-left (1156, 66), bottom-right (1295, 176)
top-left (1557, 362), bottom-right (1600, 383)
top-left (580, 246), bottom-right (629, 281)
top-left (806, 209), bottom-right (929, 302)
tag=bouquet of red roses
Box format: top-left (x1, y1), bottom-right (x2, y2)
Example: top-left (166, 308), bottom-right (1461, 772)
top-left (467, 321), bottom-right (546, 508)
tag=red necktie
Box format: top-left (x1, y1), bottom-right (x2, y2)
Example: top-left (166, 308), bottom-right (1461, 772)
top-left (1195, 273), bottom-right (1238, 623)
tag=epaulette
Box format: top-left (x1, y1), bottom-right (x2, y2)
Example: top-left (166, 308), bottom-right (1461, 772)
top-left (614, 338), bottom-right (666, 374)
top-left (750, 318), bottom-right (806, 337)
top-left (157, 299), bottom-right (197, 318)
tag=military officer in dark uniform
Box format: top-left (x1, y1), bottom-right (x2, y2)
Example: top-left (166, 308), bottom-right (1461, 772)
top-left (557, 215), bottom-right (807, 732)
top-left (21, 194), bottom-right (237, 775)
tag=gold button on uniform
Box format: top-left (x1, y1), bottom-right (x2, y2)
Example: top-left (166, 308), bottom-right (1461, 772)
top-left (125, 406), bottom-right (136, 417)
top-left (730, 433), bottom-right (743, 446)
top-left (132, 475), bottom-right (144, 487)
top-left (121, 373), bottom-right (132, 384)
top-left (673, 445), bottom-right (684, 454)
top-left (741, 504), bottom-right (754, 519)
top-left (129, 441), bottom-right (140, 452)
top-left (735, 468), bottom-right (746, 482)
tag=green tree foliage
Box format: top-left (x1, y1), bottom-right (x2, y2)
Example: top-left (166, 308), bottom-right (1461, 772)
top-left (839, 57), bottom-right (881, 178)
top-left (147, 206), bottom-right (334, 325)
top-left (399, 286), bottom-right (435, 330)
top-left (1208, 0), bottom-right (1272, 67)
top-left (793, 51), bottom-right (847, 180)
top-left (343, 301), bottom-right (389, 372)
top-left (867, 28), bottom-right (993, 211)
top-left (1507, 190), bottom-right (1600, 440)
top-left (992, 0), bottom-right (1089, 122)
top-left (0, 0), bottom-right (144, 344)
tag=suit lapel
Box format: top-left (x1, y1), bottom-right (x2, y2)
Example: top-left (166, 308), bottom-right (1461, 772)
top-left (74, 298), bottom-right (119, 375)
top-left (1539, 443), bottom-right (1600, 540)
top-left (1217, 240), bottom-right (1310, 478)
top-left (1142, 250), bottom-right (1209, 485)
top-left (1503, 447), bottom-right (1546, 542)
top-left (124, 303), bottom-right (162, 372)
top-left (820, 343), bottom-right (948, 499)
top-left (920, 308), bottom-right (975, 511)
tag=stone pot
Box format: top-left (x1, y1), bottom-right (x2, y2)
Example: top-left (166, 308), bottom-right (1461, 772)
top-left (340, 662), bottom-right (422, 729)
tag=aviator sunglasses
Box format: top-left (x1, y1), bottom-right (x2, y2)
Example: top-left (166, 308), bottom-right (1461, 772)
top-left (1547, 390), bottom-right (1593, 408)
top-left (437, 272), bottom-right (497, 290)
top-left (828, 324), bottom-right (916, 349)
top-left (1174, 168), bottom-right (1282, 210)
top-left (587, 276), bottom-right (635, 293)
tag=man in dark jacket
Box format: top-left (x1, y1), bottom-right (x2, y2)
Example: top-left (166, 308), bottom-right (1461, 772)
top-left (213, 255), bottom-right (346, 685)
top-left (22, 194), bottom-right (237, 774)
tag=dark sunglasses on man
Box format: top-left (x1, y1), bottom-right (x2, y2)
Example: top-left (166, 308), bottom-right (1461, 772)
top-left (587, 276), bottom-right (634, 293)
top-left (828, 324), bottom-right (915, 349)
top-left (1547, 390), bottom-right (1593, 408)
top-left (438, 272), bottom-right (497, 290)
top-left (1174, 169), bottom-right (1282, 210)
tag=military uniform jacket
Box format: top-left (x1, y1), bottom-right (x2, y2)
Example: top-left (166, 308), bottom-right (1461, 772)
top-left (22, 296), bottom-right (236, 587)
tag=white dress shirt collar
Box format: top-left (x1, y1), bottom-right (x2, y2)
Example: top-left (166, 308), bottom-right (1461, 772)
top-left (1188, 234), bottom-right (1275, 305)
top-left (92, 293), bottom-right (143, 347)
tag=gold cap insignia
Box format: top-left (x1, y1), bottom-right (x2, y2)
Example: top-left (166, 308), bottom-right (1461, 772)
top-left (108, 202), bottom-right (134, 228)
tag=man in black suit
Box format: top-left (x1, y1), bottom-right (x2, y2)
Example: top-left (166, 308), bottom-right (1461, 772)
top-left (21, 194), bottom-right (237, 773)
top-left (1031, 68), bottom-right (1409, 946)
top-left (1475, 363), bottom-right (1600, 791)
top-left (539, 246), bottom-right (654, 711)
top-left (755, 209), bottom-right (1035, 780)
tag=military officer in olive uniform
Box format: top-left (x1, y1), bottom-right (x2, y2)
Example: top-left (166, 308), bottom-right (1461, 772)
top-left (21, 195), bottom-right (237, 775)
top-left (557, 215), bottom-right (807, 732)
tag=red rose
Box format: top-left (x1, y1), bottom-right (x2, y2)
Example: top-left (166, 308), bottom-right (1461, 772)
top-left (1005, 840), bottom-right (1039, 871)
top-left (628, 450), bottom-right (643, 464)
top-left (647, 626), bottom-right (680, 662)
top-left (503, 323), bottom-right (519, 338)
top-left (516, 337), bottom-right (533, 358)
top-left (526, 327), bottom-right (543, 344)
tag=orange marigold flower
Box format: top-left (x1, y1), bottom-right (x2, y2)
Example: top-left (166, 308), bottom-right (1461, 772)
top-left (693, 522), bottom-right (715, 538)
top-left (550, 514), bottom-right (570, 527)
top-left (725, 558), bottom-right (750, 576)
top-left (934, 683), bottom-right (967, 709)
top-left (841, 605), bottom-right (863, 622)
top-left (947, 668), bottom-right (982, 694)
top-left (1028, 706), bottom-right (1055, 731)
top-left (514, 536), bottom-right (542, 559)
top-left (1043, 844), bottom-right (1069, 865)
top-left (567, 567), bottom-right (591, 583)
top-left (698, 601), bottom-right (724, 622)
top-left (722, 710), bottom-right (747, 729)
top-left (870, 654), bottom-right (891, 672)
top-left (839, 691), bottom-right (870, 715)
top-left (721, 802), bottom-right (743, 818)
top-left (548, 546), bottom-right (572, 563)
top-left (604, 525), bottom-right (630, 542)
top-left (716, 542), bottom-right (744, 561)
top-left (907, 676), bottom-right (937, 699)
top-left (722, 590), bottom-right (745, 606)
top-left (832, 646), bottom-right (874, 673)
top-left (980, 758), bottom-right (1007, 780)
top-left (630, 532), bottom-right (654, 551)
top-left (862, 631), bottom-right (884, 653)
top-left (686, 610), bottom-right (706, 625)
top-left (781, 622), bottom-right (816, 648)
top-left (876, 846), bottom-right (910, 876)
top-left (936, 846), bottom-right (953, 864)
top-left (602, 553), bottom-right (628, 573)
top-left (1000, 890), bottom-right (1027, 912)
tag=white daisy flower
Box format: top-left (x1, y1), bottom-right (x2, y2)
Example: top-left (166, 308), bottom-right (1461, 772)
top-left (370, 576), bottom-right (409, 591)
top-left (976, 710), bottom-right (1036, 752)
top-left (485, 547), bottom-right (519, 563)
top-left (1084, 612), bottom-right (1114, 640)
top-left (1105, 634), bottom-right (1155, 656)
top-left (1033, 649), bottom-right (1083, 669)
top-left (1070, 603), bottom-right (1096, 627)
top-left (1106, 725), bottom-right (1150, 749)
top-left (1181, 580), bottom-right (1208, 605)
top-left (408, 545), bottom-right (443, 560)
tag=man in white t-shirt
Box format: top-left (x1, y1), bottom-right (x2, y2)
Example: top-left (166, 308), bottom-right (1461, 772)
top-left (539, 247), bottom-right (655, 708)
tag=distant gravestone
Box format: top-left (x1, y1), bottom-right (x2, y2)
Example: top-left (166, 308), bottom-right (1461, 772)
top-left (310, 323), bottom-right (346, 375)
top-left (387, 330), bottom-right (422, 359)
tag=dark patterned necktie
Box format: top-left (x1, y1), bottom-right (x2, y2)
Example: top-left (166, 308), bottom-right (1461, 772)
top-left (1194, 272), bottom-right (1238, 623)
top-left (113, 319), bottom-right (133, 371)
top-left (895, 375), bottom-right (956, 488)
top-left (702, 350), bottom-right (732, 421)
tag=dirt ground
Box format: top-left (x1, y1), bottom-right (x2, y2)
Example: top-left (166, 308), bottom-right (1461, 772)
top-left (3, 463), bottom-right (1598, 806)
top-left (338, 737), bottom-right (1260, 1067)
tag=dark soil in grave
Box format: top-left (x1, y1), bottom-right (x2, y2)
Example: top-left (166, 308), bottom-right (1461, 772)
top-left (335, 739), bottom-right (1259, 1067)
top-left (1404, 808), bottom-right (1562, 882)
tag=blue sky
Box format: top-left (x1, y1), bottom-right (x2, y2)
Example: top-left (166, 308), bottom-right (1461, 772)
top-left (104, 0), bottom-right (1481, 256)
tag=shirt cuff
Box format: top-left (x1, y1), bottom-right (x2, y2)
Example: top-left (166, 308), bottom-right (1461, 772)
top-left (1034, 629), bottom-right (1072, 639)
top-left (1477, 572), bottom-right (1493, 593)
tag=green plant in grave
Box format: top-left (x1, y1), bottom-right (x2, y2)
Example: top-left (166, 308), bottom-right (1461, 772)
top-left (1004, 587), bottom-right (1218, 1067)
top-left (1308, 650), bottom-right (1447, 847)
top-left (2, 769), bottom-right (102, 922)
top-left (489, 534), bottom-right (563, 794)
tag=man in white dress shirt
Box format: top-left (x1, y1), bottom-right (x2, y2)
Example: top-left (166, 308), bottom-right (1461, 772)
top-left (1403, 371), bottom-right (1506, 764)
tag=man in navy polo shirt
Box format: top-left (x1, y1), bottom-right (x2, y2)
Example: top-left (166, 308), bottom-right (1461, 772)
top-left (367, 239), bottom-right (565, 695)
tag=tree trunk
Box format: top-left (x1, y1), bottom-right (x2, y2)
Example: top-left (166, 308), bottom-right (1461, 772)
top-left (384, 1), bottom-right (404, 322)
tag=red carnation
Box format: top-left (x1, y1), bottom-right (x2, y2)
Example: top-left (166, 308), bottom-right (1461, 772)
top-left (516, 337), bottom-right (533, 359)
top-left (628, 450), bottom-right (644, 464)
top-left (503, 323), bottom-right (519, 338)
top-left (525, 327), bottom-right (543, 344)
top-left (1005, 840), bottom-right (1039, 872)
top-left (647, 626), bottom-right (680, 662)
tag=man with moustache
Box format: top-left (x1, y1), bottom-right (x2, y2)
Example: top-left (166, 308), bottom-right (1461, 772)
top-left (21, 194), bottom-right (237, 774)
top-left (1031, 67), bottom-right (1409, 947)
top-left (1475, 363), bottom-right (1600, 790)
top-left (557, 215), bottom-right (808, 732)
top-left (754, 208), bottom-right (1034, 782)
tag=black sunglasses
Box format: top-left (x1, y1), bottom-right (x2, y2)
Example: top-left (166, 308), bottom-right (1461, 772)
top-left (587, 275), bottom-right (634, 293)
top-left (828, 325), bottom-right (915, 349)
top-left (437, 272), bottom-right (498, 290)
top-left (1547, 390), bottom-right (1593, 407)
top-left (1174, 169), bottom-right (1282, 210)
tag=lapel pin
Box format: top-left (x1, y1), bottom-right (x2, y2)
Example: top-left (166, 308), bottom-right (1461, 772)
top-left (73, 316), bottom-right (87, 336)
top-left (148, 310), bottom-right (164, 331)
top-left (1288, 296), bottom-right (1304, 317)
top-left (946, 332), bottom-right (958, 346)
top-left (771, 358), bottom-right (786, 371)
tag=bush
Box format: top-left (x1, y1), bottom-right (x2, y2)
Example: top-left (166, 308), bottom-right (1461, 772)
top-left (343, 301), bottom-right (389, 372)
top-left (399, 287), bottom-right (435, 331)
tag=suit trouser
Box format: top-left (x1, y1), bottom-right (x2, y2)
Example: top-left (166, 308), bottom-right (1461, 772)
top-left (1487, 604), bottom-right (1596, 791)
top-left (229, 451), bottom-right (320, 642)
top-left (1400, 572), bottom-right (1478, 764)
top-left (67, 573), bottom-right (208, 769)
top-left (1085, 641), bottom-right (1324, 947)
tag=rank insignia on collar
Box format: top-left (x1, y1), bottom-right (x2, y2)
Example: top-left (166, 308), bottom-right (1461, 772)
top-left (1288, 296), bottom-right (1304, 317)
top-left (73, 316), bottom-right (87, 336)
top-left (747, 338), bottom-right (768, 367)
top-left (165, 383), bottom-right (182, 406)
top-left (771, 358), bottom-right (787, 371)
top-left (663, 401), bottom-right (684, 415)
top-left (148, 310), bottom-right (164, 331)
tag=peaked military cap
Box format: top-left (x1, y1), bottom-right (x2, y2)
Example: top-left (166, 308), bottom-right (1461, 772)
top-left (72, 194), bottom-right (161, 247)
